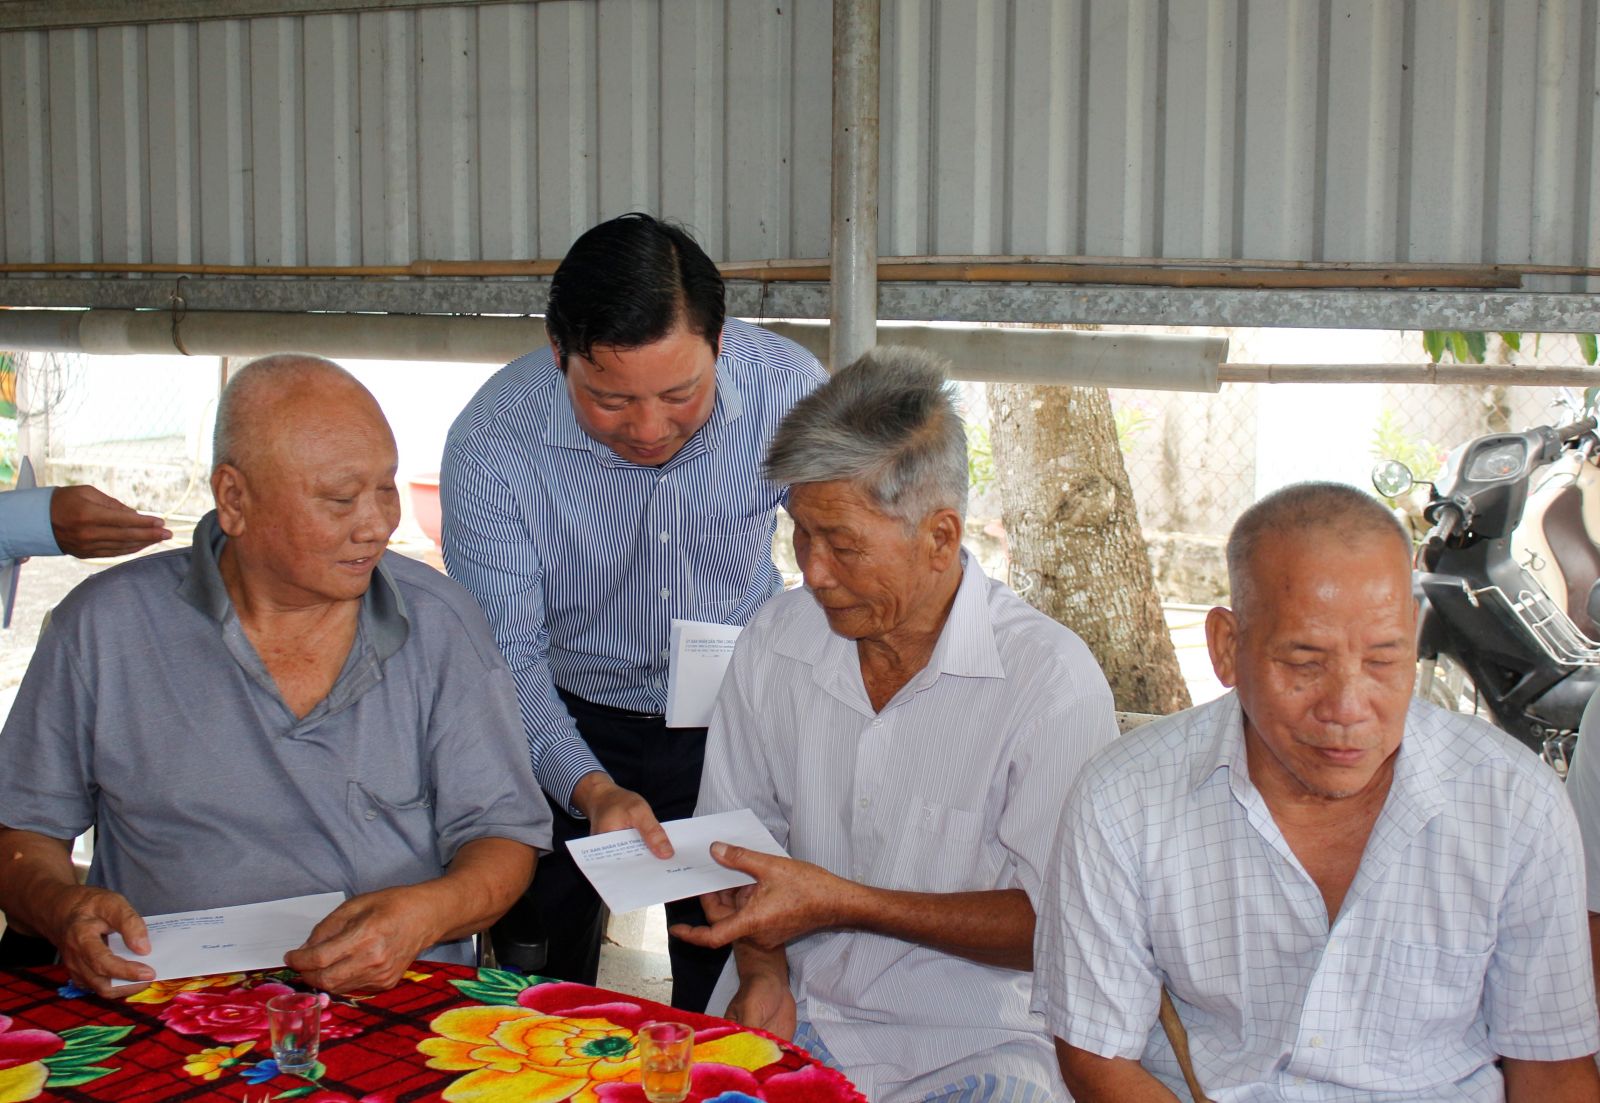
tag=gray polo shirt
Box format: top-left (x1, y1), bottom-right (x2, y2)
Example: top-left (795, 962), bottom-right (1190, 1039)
top-left (0, 512), bottom-right (551, 964)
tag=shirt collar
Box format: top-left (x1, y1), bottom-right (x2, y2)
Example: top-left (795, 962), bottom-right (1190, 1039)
top-left (178, 510), bottom-right (410, 665)
top-left (1188, 691), bottom-right (1247, 794)
top-left (1186, 691), bottom-right (1449, 824)
top-left (921, 551), bottom-right (1006, 680)
top-left (545, 356), bottom-right (746, 466)
top-left (795, 549), bottom-right (1005, 711)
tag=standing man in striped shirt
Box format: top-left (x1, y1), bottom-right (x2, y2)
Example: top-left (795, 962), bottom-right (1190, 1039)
top-left (440, 213), bottom-right (826, 1011)
top-left (676, 349), bottom-right (1118, 1102)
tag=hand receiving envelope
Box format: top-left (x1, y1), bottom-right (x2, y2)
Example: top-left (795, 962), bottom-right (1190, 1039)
top-left (567, 808), bottom-right (787, 914)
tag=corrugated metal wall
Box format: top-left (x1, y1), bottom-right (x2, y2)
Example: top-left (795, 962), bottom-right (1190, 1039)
top-left (0, 0), bottom-right (1596, 272)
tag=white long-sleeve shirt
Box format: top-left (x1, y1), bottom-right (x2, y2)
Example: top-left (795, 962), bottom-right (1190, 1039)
top-left (698, 551), bottom-right (1118, 1102)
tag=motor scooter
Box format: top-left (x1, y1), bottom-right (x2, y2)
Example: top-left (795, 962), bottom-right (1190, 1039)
top-left (1374, 416), bottom-right (1600, 771)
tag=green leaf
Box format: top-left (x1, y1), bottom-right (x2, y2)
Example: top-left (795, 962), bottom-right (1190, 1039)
top-left (1423, 330), bottom-right (1447, 363)
top-left (0, 400), bottom-right (15, 419)
top-left (449, 967), bottom-right (539, 1006)
top-left (1585, 386), bottom-right (1600, 414)
top-left (1581, 333), bottom-right (1599, 366)
top-left (44, 1065), bottom-right (119, 1087)
top-left (273, 1086), bottom-right (318, 1099)
top-left (1462, 331), bottom-right (1488, 362)
top-left (58, 1025), bottom-right (133, 1046)
top-left (45, 1045), bottom-right (125, 1066)
top-left (1499, 331), bottom-right (1522, 352)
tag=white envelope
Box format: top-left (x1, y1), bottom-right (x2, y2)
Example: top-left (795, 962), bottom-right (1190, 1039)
top-left (108, 892), bottom-right (346, 982)
top-left (664, 619), bottom-right (743, 728)
top-left (567, 808), bottom-right (787, 914)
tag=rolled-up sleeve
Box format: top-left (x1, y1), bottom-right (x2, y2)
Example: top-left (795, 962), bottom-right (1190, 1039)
top-left (1032, 768), bottom-right (1162, 1059)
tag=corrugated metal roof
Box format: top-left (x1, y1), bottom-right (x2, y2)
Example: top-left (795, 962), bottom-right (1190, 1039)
top-left (1, 1), bottom-right (1596, 292)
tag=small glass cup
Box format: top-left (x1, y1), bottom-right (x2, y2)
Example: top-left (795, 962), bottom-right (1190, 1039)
top-left (637, 1020), bottom-right (694, 1103)
top-left (266, 992), bottom-right (322, 1077)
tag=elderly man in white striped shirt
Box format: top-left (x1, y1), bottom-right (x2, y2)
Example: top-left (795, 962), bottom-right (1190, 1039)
top-left (673, 348), bottom-right (1118, 1103)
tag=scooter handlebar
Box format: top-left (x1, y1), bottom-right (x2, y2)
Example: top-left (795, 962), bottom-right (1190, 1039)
top-left (1558, 417), bottom-right (1598, 442)
top-left (1429, 503), bottom-right (1465, 547)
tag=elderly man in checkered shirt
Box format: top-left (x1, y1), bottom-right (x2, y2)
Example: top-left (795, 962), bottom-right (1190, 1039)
top-left (1036, 480), bottom-right (1600, 1103)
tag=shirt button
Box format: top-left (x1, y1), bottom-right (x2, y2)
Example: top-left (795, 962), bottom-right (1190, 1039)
top-left (660, 530), bottom-right (671, 542)
top-left (364, 809), bottom-right (377, 821)
top-left (661, 648), bottom-right (670, 659)
top-left (870, 718), bottom-right (883, 728)
top-left (1310, 1036), bottom-right (1324, 1048)
top-left (660, 588), bottom-right (671, 599)
top-left (859, 797), bottom-right (869, 808)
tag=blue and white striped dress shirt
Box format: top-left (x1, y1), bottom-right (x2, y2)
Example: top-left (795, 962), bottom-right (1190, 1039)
top-left (699, 552), bottom-right (1119, 1103)
top-left (1034, 692), bottom-right (1600, 1101)
top-left (439, 318), bottom-right (825, 810)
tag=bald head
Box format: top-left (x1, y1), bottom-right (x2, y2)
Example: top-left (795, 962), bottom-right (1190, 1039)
top-left (213, 354), bottom-right (380, 477)
top-left (210, 354), bottom-right (400, 606)
top-left (1226, 482), bottom-right (1411, 626)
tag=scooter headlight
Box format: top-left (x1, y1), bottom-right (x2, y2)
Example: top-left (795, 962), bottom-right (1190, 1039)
top-left (1465, 440), bottom-right (1530, 481)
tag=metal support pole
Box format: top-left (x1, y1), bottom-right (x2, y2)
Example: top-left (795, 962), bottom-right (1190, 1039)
top-left (829, 0), bottom-right (880, 372)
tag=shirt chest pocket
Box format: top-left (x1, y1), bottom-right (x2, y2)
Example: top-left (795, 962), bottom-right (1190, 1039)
top-left (885, 800), bottom-right (984, 893)
top-left (1358, 938), bottom-right (1492, 1058)
top-left (344, 726), bottom-right (434, 829)
top-left (687, 515), bottom-right (771, 616)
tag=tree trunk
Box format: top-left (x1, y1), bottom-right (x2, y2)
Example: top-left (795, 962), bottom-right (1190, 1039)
top-left (988, 383), bottom-right (1192, 716)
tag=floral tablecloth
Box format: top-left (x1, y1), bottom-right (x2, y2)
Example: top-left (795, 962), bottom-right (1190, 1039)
top-left (0, 963), bottom-right (866, 1103)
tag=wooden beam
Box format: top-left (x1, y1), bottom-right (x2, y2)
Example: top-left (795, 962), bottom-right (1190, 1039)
top-left (0, 0), bottom-right (529, 32)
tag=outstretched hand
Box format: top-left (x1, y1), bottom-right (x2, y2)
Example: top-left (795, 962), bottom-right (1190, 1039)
top-left (50, 485), bottom-right (170, 558)
top-left (572, 772), bottom-right (673, 858)
top-left (667, 842), bottom-right (855, 951)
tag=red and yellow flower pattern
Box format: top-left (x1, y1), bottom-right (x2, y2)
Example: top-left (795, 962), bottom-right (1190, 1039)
top-left (419, 980), bottom-right (837, 1103)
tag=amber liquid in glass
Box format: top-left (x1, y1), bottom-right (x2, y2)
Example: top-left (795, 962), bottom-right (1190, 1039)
top-left (642, 1055), bottom-right (692, 1103)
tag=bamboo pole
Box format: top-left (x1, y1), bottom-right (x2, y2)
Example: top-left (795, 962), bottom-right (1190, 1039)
top-left (1219, 363), bottom-right (1600, 386)
top-left (717, 262), bottom-right (1519, 288)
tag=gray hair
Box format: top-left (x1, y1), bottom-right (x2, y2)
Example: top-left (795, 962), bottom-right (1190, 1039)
top-left (765, 346), bottom-right (968, 526)
top-left (1227, 481), bottom-right (1410, 622)
top-left (213, 353), bottom-right (360, 472)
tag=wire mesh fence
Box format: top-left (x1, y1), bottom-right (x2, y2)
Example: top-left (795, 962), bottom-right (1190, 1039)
top-left (12, 351), bottom-right (221, 520)
top-left (4, 327), bottom-right (1593, 604)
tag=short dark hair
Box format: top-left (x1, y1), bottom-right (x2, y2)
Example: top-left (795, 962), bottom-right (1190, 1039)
top-left (544, 212), bottom-right (725, 370)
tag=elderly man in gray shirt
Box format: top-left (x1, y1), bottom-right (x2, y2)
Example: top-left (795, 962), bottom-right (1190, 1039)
top-left (0, 354), bottom-right (550, 997)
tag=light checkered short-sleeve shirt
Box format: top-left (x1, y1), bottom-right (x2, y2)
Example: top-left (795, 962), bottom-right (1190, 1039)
top-left (1033, 692), bottom-right (1599, 1101)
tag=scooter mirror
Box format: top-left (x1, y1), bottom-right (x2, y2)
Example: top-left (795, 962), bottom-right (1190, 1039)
top-left (1372, 460), bottom-right (1415, 499)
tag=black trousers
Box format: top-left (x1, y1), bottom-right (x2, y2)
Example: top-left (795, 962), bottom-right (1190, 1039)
top-left (494, 689), bottom-right (730, 1012)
